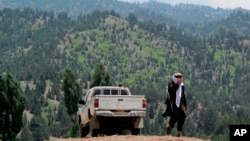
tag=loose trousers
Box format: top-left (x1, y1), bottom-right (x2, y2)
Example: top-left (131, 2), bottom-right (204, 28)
top-left (169, 106), bottom-right (186, 131)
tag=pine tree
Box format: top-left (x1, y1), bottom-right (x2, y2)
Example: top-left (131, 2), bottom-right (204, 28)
top-left (0, 72), bottom-right (26, 140)
top-left (90, 63), bottom-right (113, 88)
top-left (149, 104), bottom-right (154, 119)
top-left (29, 115), bottom-right (49, 141)
top-left (20, 125), bottom-right (33, 141)
top-left (24, 84), bottom-right (32, 109)
top-left (62, 69), bottom-right (81, 137)
top-left (56, 102), bottom-right (70, 137)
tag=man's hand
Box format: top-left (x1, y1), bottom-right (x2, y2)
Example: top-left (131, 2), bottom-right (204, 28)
top-left (183, 106), bottom-right (187, 111)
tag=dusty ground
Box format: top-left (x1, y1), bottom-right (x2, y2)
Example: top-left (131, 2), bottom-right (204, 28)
top-left (50, 135), bottom-right (211, 141)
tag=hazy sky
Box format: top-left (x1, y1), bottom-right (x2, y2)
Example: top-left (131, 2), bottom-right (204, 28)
top-left (119, 0), bottom-right (250, 10)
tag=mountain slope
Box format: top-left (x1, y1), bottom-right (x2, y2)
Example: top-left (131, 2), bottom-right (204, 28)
top-left (1, 7), bottom-right (250, 141)
top-left (0, 0), bottom-right (238, 24)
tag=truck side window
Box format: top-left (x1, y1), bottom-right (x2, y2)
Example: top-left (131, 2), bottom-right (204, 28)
top-left (111, 89), bottom-right (118, 95)
top-left (103, 89), bottom-right (110, 95)
top-left (121, 90), bottom-right (128, 95)
top-left (93, 90), bottom-right (101, 96)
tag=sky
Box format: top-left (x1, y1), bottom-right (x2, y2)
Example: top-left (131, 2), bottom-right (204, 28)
top-left (119, 0), bottom-right (250, 10)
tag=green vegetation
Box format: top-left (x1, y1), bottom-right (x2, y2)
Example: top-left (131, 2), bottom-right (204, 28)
top-left (90, 63), bottom-right (113, 88)
top-left (0, 72), bottom-right (26, 140)
top-left (62, 69), bottom-right (81, 137)
top-left (0, 2), bottom-right (250, 141)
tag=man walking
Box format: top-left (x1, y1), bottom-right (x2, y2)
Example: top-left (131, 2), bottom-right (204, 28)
top-left (163, 72), bottom-right (187, 137)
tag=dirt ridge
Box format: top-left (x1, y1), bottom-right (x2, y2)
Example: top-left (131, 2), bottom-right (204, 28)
top-left (50, 135), bottom-right (211, 141)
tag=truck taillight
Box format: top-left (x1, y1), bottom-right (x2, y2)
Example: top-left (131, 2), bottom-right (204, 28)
top-left (142, 99), bottom-right (146, 108)
top-left (94, 98), bottom-right (99, 108)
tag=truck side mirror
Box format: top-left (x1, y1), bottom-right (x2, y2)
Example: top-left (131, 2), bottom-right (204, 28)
top-left (79, 100), bottom-right (85, 105)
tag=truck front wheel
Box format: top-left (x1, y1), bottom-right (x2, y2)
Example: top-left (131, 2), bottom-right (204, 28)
top-left (80, 125), bottom-right (89, 138)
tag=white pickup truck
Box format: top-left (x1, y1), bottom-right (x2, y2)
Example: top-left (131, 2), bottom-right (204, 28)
top-left (77, 86), bottom-right (147, 137)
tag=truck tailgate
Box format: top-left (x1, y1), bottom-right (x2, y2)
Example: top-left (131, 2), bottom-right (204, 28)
top-left (96, 95), bottom-right (145, 110)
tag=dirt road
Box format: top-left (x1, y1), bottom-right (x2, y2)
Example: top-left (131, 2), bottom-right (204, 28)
top-left (50, 135), bottom-right (211, 141)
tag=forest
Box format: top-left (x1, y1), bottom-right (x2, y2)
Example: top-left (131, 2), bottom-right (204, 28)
top-left (0, 0), bottom-right (250, 141)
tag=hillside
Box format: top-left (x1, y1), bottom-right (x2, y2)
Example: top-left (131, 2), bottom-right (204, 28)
top-left (1, 4), bottom-right (250, 141)
top-left (0, 0), bottom-right (240, 24)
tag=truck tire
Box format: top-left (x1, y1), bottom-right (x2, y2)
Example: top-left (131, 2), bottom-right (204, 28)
top-left (119, 129), bottom-right (130, 135)
top-left (80, 125), bottom-right (89, 138)
top-left (92, 129), bottom-right (99, 137)
top-left (131, 128), bottom-right (140, 135)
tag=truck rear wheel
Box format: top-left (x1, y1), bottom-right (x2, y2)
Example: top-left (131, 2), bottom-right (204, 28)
top-left (92, 129), bottom-right (99, 137)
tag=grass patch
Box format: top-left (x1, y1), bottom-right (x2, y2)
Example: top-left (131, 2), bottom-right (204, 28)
top-left (214, 49), bottom-right (225, 61)
top-left (43, 99), bottom-right (60, 116)
top-left (20, 81), bottom-right (36, 91)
